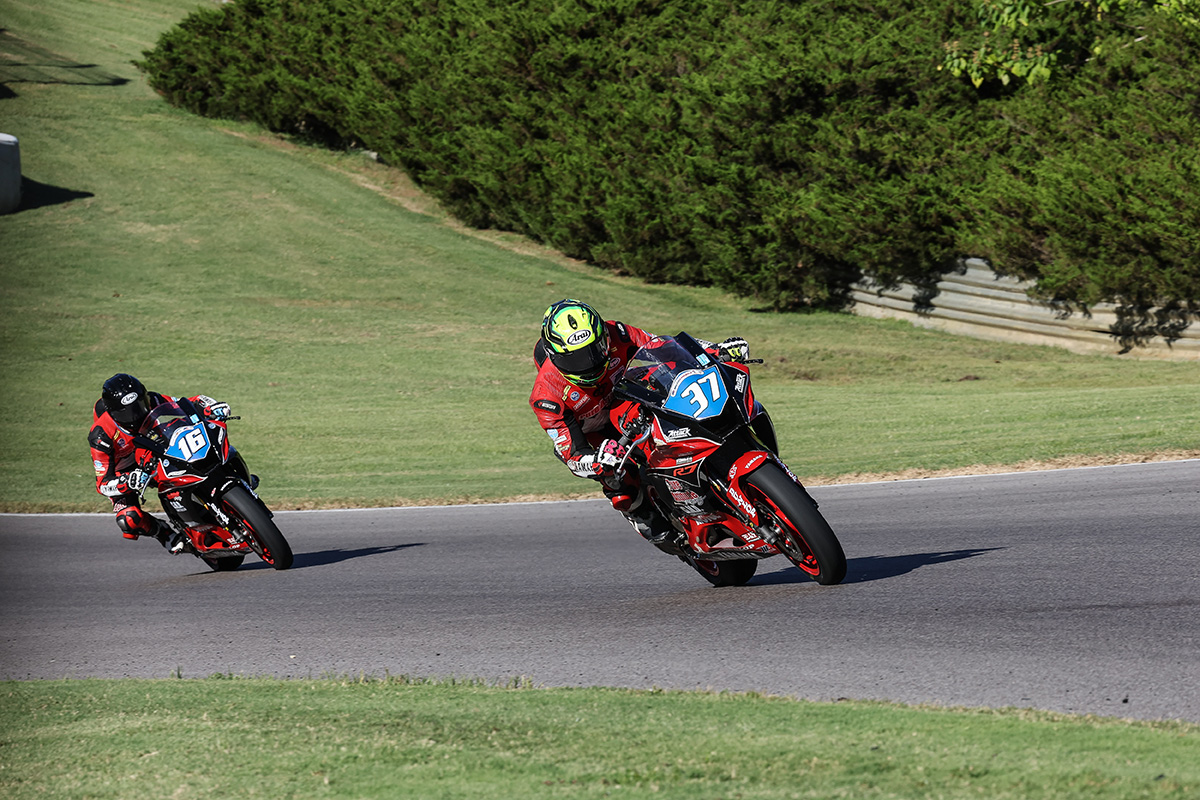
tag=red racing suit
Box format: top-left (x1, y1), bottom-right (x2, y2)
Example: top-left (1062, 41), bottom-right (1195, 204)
top-left (88, 393), bottom-right (222, 515)
top-left (529, 320), bottom-right (657, 478)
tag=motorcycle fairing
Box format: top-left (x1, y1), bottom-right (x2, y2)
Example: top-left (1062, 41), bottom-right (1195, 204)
top-left (663, 366), bottom-right (729, 420)
top-left (135, 397), bottom-right (256, 557)
top-left (614, 332), bottom-right (809, 562)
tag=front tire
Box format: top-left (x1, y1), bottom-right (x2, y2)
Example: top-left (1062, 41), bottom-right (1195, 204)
top-left (745, 463), bottom-right (845, 585)
top-left (221, 485), bottom-right (293, 570)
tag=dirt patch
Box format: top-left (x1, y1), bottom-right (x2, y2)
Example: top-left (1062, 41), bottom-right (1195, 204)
top-left (797, 450), bottom-right (1200, 487)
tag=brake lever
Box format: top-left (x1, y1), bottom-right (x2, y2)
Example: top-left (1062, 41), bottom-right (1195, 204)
top-left (614, 425), bottom-right (652, 480)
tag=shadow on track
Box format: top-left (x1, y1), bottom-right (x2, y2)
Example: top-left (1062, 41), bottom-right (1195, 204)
top-left (842, 548), bottom-right (1002, 584)
top-left (228, 543), bottom-right (426, 570)
top-left (748, 547), bottom-right (1001, 586)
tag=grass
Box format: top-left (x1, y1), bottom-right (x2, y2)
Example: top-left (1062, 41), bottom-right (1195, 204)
top-left (1, 677), bottom-right (1197, 799)
top-left (1, 0), bottom-right (1198, 513)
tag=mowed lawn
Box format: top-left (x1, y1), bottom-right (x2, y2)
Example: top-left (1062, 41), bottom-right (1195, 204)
top-left (1, 0), bottom-right (1197, 513)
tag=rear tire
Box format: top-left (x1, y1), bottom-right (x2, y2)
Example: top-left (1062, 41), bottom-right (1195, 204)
top-left (745, 463), bottom-right (845, 585)
top-left (685, 556), bottom-right (758, 587)
top-left (221, 485), bottom-right (293, 570)
top-left (202, 555), bottom-right (245, 572)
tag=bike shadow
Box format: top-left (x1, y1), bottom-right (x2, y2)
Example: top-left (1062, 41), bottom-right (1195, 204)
top-left (752, 547), bottom-right (1003, 586)
top-left (236, 543), bottom-right (425, 570)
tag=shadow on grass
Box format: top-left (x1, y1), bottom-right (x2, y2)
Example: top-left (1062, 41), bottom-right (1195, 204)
top-left (15, 177), bottom-right (94, 211)
top-left (0, 29), bottom-right (130, 90)
top-left (751, 547), bottom-right (1002, 586)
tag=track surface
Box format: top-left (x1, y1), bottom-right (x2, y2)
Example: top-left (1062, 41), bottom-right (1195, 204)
top-left (2, 461), bottom-right (1197, 722)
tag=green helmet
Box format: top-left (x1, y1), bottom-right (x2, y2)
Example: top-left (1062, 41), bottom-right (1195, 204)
top-left (541, 299), bottom-right (610, 386)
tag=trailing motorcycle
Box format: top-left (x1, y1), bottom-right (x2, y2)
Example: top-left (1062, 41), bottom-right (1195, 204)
top-left (131, 397), bottom-right (293, 571)
top-left (608, 333), bottom-right (846, 587)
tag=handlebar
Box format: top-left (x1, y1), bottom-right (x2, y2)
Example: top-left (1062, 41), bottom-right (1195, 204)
top-left (613, 414), bottom-right (652, 479)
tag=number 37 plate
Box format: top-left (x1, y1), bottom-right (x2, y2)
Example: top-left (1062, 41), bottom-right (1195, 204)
top-left (664, 367), bottom-right (728, 421)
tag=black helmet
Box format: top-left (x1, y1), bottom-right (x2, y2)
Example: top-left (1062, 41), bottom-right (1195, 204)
top-left (540, 299), bottom-right (610, 386)
top-left (102, 373), bottom-right (152, 431)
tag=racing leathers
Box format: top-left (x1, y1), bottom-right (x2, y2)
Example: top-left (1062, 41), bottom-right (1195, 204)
top-left (530, 320), bottom-right (656, 480)
top-left (530, 320), bottom-right (748, 547)
top-left (88, 392), bottom-right (229, 541)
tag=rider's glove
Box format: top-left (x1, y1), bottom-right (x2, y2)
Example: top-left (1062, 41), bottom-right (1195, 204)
top-left (199, 397), bottom-right (231, 421)
top-left (125, 468), bottom-right (149, 493)
top-left (595, 439), bottom-right (627, 471)
top-left (100, 469), bottom-right (147, 497)
top-left (717, 337), bottom-right (750, 363)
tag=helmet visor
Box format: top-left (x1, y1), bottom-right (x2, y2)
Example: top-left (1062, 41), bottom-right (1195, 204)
top-left (550, 337), bottom-right (609, 386)
top-left (109, 392), bottom-right (152, 430)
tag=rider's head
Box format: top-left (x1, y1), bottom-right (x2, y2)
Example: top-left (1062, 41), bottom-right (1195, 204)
top-left (541, 299), bottom-right (610, 387)
top-left (102, 373), bottom-right (152, 431)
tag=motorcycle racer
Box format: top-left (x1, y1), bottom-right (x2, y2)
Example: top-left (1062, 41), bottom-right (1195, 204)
top-left (88, 373), bottom-right (237, 550)
top-left (529, 299), bottom-right (751, 545)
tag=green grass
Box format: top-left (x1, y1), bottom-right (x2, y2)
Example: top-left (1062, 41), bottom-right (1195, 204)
top-left (1, 677), bottom-right (1197, 800)
top-left (2, 0), bottom-right (1198, 513)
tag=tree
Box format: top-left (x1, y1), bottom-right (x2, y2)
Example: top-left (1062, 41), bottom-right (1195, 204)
top-left (941, 0), bottom-right (1200, 86)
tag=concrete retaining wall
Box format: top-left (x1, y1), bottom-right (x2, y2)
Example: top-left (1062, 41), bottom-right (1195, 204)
top-left (0, 134), bottom-right (20, 214)
top-left (851, 259), bottom-right (1200, 360)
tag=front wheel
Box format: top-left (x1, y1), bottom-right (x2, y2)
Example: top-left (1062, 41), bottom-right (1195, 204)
top-left (221, 485), bottom-right (293, 570)
top-left (745, 463), bottom-right (845, 585)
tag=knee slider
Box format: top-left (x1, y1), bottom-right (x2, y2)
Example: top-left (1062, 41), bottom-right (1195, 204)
top-left (116, 506), bottom-right (151, 536)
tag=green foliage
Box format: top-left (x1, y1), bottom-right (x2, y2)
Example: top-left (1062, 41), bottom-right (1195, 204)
top-left (133, 0), bottom-right (1200, 336)
top-left (942, 0), bottom-right (1200, 87)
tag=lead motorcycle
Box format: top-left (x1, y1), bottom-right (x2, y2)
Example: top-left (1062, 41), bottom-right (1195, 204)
top-left (131, 397), bottom-right (293, 571)
top-left (607, 333), bottom-right (846, 587)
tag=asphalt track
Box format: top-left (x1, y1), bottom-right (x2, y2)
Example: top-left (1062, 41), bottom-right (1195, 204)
top-left (2, 461), bottom-right (1197, 722)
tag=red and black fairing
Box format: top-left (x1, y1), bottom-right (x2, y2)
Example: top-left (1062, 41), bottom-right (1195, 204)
top-left (610, 333), bottom-right (806, 563)
top-left (132, 397), bottom-right (261, 559)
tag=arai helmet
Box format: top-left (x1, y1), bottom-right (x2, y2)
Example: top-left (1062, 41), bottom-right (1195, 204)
top-left (540, 299), bottom-right (610, 387)
top-left (101, 373), bottom-right (152, 431)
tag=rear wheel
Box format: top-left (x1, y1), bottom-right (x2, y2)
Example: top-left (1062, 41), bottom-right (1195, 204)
top-left (745, 463), bottom-right (845, 585)
top-left (686, 556), bottom-right (758, 587)
top-left (202, 554), bottom-right (245, 572)
top-left (221, 485), bottom-right (293, 570)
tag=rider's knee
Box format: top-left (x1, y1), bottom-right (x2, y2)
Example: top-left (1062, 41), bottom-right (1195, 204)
top-left (115, 505), bottom-right (152, 538)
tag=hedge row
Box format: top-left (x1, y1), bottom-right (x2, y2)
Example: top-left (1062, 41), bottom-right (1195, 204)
top-left (138, 0), bottom-right (1200, 329)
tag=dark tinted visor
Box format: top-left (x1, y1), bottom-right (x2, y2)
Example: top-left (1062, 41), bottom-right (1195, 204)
top-left (109, 393), bottom-right (151, 429)
top-left (549, 337), bottom-right (608, 378)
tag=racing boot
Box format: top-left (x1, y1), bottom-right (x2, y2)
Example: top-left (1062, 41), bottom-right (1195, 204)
top-left (622, 499), bottom-right (683, 555)
top-left (151, 519), bottom-right (186, 554)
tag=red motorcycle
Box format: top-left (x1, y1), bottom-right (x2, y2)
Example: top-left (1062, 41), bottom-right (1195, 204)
top-left (609, 333), bottom-right (846, 587)
top-left (132, 397), bottom-right (293, 571)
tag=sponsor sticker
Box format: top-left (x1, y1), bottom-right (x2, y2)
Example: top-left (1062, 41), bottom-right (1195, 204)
top-left (120, 392), bottom-right (139, 406)
top-left (93, 459), bottom-right (105, 474)
top-left (727, 486), bottom-right (756, 518)
top-left (566, 330), bottom-right (592, 346)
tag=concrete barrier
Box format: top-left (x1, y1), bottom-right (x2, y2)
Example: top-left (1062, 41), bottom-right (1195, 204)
top-left (851, 259), bottom-right (1200, 360)
top-left (0, 134), bottom-right (20, 214)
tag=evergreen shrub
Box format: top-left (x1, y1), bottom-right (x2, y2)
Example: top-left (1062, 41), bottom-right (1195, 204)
top-left (138, 0), bottom-right (1200, 333)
